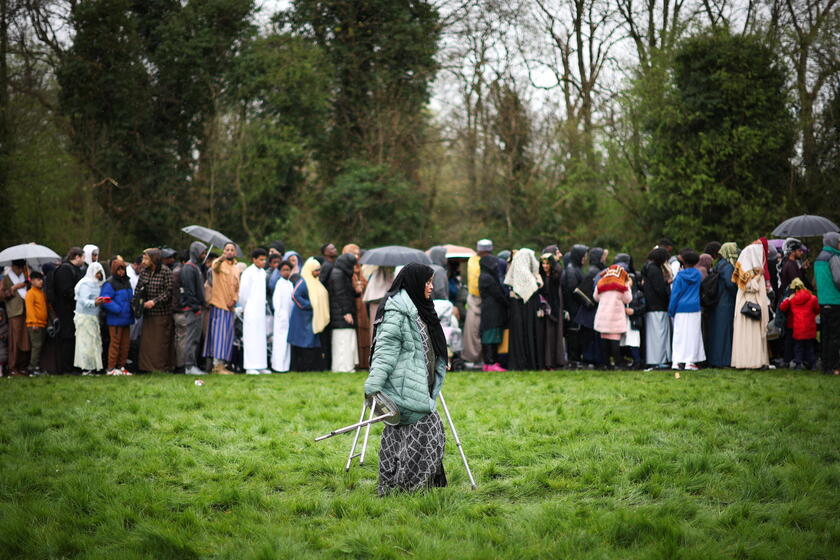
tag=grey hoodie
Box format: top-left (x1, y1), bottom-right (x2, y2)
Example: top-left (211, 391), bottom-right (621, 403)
top-left (179, 241), bottom-right (207, 311)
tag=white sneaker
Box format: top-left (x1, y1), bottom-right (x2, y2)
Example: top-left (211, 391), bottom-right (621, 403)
top-left (685, 363), bottom-right (700, 371)
top-left (245, 369), bottom-right (261, 375)
top-left (185, 366), bottom-right (205, 375)
top-left (258, 369), bottom-right (271, 374)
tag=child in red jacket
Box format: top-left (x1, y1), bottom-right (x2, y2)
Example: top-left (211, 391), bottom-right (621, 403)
top-left (779, 278), bottom-right (820, 370)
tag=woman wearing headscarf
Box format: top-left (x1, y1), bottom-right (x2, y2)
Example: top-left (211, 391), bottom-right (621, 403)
top-left (74, 262), bottom-right (106, 373)
top-left (288, 258), bottom-right (330, 371)
top-left (328, 253), bottom-right (359, 372)
top-left (594, 264), bottom-right (633, 369)
top-left (135, 248), bottom-right (173, 372)
top-left (731, 240), bottom-right (771, 369)
top-left (364, 263), bottom-right (448, 494)
top-left (283, 251), bottom-right (302, 285)
top-left (504, 248), bottom-right (544, 370)
top-left (343, 244), bottom-right (371, 368)
top-left (539, 253), bottom-right (567, 369)
top-left (707, 243), bottom-right (739, 367)
top-left (81, 244), bottom-right (99, 275)
top-left (642, 247), bottom-right (672, 368)
top-left (478, 255), bottom-right (508, 371)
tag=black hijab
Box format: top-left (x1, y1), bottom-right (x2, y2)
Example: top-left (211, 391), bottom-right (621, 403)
top-left (373, 263), bottom-right (447, 361)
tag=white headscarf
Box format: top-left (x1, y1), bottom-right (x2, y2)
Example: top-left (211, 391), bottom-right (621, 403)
top-left (504, 248), bottom-right (542, 303)
top-left (83, 244), bottom-right (99, 266)
top-left (75, 262), bottom-right (105, 297)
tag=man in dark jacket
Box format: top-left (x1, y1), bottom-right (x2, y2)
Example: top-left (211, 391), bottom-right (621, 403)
top-left (48, 247), bottom-right (85, 373)
top-left (174, 241), bottom-right (207, 374)
top-left (328, 253), bottom-right (357, 371)
top-left (562, 244), bottom-right (588, 366)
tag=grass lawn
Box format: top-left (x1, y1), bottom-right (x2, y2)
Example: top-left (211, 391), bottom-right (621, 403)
top-left (0, 369), bottom-right (838, 559)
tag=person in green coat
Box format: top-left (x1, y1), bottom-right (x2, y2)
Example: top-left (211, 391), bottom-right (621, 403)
top-left (364, 263), bottom-right (449, 494)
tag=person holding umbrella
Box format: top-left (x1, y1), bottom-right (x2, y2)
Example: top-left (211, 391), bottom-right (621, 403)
top-left (203, 242), bottom-right (240, 374)
top-left (1, 259), bottom-right (31, 374)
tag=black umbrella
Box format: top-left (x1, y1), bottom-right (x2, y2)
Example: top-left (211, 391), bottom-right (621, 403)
top-left (181, 225), bottom-right (243, 258)
top-left (772, 215), bottom-right (839, 238)
top-left (359, 245), bottom-right (432, 267)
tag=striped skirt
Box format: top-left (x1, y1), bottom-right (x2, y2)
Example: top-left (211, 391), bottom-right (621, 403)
top-left (203, 306), bottom-right (234, 361)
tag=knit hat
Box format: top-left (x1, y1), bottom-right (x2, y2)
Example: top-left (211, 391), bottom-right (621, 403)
top-left (477, 239), bottom-right (493, 253)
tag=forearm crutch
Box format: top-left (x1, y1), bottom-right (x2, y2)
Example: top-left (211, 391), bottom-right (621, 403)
top-left (438, 392), bottom-right (477, 489)
top-left (343, 401), bottom-right (368, 471)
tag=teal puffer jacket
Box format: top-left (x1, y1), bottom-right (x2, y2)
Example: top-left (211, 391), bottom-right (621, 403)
top-left (364, 290), bottom-right (447, 425)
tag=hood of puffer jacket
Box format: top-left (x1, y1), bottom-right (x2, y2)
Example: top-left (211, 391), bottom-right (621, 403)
top-left (334, 253), bottom-right (356, 276)
top-left (189, 241), bottom-right (207, 265)
top-left (428, 246), bottom-right (447, 267)
top-left (790, 288), bottom-right (815, 305)
top-left (569, 244), bottom-right (588, 267)
top-left (588, 248), bottom-right (606, 271)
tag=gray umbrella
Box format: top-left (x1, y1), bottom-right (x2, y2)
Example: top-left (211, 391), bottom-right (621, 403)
top-left (772, 214), bottom-right (839, 237)
top-left (0, 243), bottom-right (61, 267)
top-left (181, 225), bottom-right (243, 257)
top-left (359, 245), bottom-right (432, 267)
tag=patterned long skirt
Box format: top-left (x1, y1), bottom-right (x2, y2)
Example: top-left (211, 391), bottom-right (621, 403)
top-left (378, 412), bottom-right (447, 495)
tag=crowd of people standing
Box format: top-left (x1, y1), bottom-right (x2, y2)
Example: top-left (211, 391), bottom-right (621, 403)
top-left (1, 232), bottom-right (839, 377)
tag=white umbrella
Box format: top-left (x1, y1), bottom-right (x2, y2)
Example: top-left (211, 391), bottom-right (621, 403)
top-left (0, 243), bottom-right (61, 267)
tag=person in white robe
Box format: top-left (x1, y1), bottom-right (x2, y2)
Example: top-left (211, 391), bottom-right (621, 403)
top-left (271, 261), bottom-right (294, 372)
top-left (239, 249), bottom-right (269, 374)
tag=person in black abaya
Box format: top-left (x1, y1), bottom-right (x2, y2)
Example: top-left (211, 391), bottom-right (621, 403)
top-left (539, 253), bottom-right (567, 369)
top-left (504, 249), bottom-right (544, 371)
top-left (562, 244), bottom-right (588, 366)
top-left (575, 247), bottom-right (607, 367)
top-left (478, 255), bottom-right (508, 371)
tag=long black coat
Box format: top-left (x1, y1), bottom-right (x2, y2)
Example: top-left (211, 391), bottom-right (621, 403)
top-left (50, 261), bottom-right (83, 340)
top-left (641, 262), bottom-right (670, 312)
top-left (478, 258), bottom-right (508, 332)
top-left (328, 254), bottom-right (357, 329)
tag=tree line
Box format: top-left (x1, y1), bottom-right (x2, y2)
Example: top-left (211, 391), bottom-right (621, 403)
top-left (1, 0), bottom-right (838, 257)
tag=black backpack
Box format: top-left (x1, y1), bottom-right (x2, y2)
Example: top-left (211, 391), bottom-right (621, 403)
top-left (700, 270), bottom-right (721, 309)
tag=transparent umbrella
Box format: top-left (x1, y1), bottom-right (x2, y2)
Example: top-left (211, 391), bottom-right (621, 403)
top-left (0, 243), bottom-right (61, 267)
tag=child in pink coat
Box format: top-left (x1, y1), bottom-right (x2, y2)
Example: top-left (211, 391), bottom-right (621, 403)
top-left (594, 265), bottom-right (633, 369)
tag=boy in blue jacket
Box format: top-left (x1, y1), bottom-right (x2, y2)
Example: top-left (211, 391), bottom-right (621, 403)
top-left (668, 250), bottom-right (706, 375)
top-left (100, 257), bottom-right (134, 375)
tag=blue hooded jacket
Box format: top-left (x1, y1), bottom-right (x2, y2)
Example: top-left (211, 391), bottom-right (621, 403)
top-left (668, 267), bottom-right (702, 316)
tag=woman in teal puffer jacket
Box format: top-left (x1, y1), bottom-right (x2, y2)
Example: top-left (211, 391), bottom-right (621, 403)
top-left (364, 263), bottom-right (449, 494)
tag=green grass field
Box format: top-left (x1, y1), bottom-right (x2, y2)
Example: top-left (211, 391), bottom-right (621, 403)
top-left (0, 369), bottom-right (838, 559)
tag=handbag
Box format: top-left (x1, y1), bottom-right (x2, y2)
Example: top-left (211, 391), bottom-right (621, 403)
top-left (132, 283), bottom-right (146, 319)
top-left (740, 301), bottom-right (761, 321)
